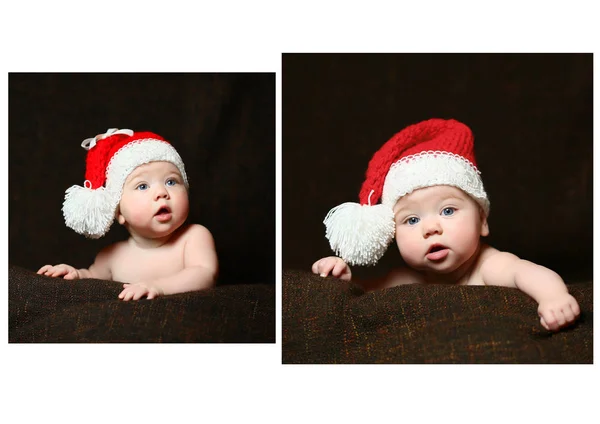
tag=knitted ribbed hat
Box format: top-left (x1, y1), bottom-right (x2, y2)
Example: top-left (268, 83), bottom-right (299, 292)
top-left (324, 118), bottom-right (489, 266)
top-left (63, 128), bottom-right (189, 238)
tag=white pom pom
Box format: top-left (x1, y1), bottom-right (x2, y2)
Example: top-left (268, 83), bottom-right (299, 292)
top-left (62, 185), bottom-right (116, 238)
top-left (323, 202), bottom-right (395, 266)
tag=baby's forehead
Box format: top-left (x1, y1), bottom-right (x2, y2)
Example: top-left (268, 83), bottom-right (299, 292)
top-left (393, 185), bottom-right (469, 210)
top-left (127, 161), bottom-right (181, 180)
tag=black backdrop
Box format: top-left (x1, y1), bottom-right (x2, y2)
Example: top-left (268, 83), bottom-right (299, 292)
top-left (9, 73), bottom-right (275, 286)
top-left (283, 53), bottom-right (592, 282)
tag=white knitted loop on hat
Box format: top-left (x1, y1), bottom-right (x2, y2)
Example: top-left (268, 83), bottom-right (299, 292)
top-left (81, 128), bottom-right (134, 151)
top-left (382, 150), bottom-right (489, 215)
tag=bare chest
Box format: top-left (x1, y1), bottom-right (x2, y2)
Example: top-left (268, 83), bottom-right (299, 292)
top-left (110, 243), bottom-right (186, 284)
top-left (388, 268), bottom-right (485, 287)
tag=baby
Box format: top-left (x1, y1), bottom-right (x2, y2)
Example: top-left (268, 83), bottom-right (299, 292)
top-left (38, 128), bottom-right (218, 301)
top-left (312, 118), bottom-right (580, 332)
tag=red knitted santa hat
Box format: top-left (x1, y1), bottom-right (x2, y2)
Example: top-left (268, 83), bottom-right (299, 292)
top-left (63, 128), bottom-right (189, 238)
top-left (324, 118), bottom-right (489, 266)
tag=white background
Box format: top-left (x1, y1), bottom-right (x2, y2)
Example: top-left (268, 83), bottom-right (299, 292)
top-left (1, 1), bottom-right (598, 422)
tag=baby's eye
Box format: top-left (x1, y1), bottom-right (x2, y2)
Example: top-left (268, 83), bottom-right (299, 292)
top-left (405, 217), bottom-right (420, 225)
top-left (442, 207), bottom-right (456, 216)
top-left (136, 183), bottom-right (148, 191)
top-left (166, 179), bottom-right (177, 187)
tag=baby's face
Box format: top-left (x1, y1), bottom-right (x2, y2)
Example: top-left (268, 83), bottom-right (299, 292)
top-left (117, 161), bottom-right (189, 239)
top-left (393, 185), bottom-right (488, 274)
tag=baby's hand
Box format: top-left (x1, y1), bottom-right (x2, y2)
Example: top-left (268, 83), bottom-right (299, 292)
top-left (312, 256), bottom-right (352, 281)
top-left (537, 293), bottom-right (581, 331)
top-left (118, 283), bottom-right (161, 301)
top-left (37, 264), bottom-right (80, 280)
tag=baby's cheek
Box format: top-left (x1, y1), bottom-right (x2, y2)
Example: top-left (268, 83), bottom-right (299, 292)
top-left (453, 225), bottom-right (481, 255)
top-left (396, 233), bottom-right (421, 265)
top-left (176, 195), bottom-right (190, 218)
top-left (122, 202), bottom-right (149, 223)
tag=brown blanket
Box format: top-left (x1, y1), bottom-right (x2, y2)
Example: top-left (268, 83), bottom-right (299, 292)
top-left (9, 265), bottom-right (275, 343)
top-left (282, 270), bottom-right (592, 363)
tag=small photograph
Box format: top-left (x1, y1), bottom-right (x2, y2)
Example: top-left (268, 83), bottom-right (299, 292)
top-left (282, 53), bottom-right (592, 363)
top-left (9, 73), bottom-right (275, 343)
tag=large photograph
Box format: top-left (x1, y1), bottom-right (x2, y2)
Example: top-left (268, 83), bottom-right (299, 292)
top-left (9, 72), bottom-right (276, 343)
top-left (282, 53), bottom-right (592, 363)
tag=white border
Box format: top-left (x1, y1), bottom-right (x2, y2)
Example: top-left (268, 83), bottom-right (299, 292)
top-left (3, 1), bottom-right (598, 423)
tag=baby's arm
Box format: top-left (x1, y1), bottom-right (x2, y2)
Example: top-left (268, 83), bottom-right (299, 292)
top-left (37, 246), bottom-right (113, 280)
top-left (480, 252), bottom-right (580, 331)
top-left (119, 225), bottom-right (218, 300)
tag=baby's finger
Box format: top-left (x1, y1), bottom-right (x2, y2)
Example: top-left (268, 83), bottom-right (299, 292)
top-left (555, 310), bottom-right (567, 327)
top-left (44, 267), bottom-right (56, 275)
top-left (311, 260), bottom-right (322, 274)
top-left (561, 306), bottom-right (575, 324)
top-left (319, 259), bottom-right (337, 277)
top-left (133, 290), bottom-right (146, 301)
top-left (540, 316), bottom-right (549, 330)
top-left (127, 289), bottom-right (137, 301)
top-left (51, 269), bottom-right (66, 277)
top-left (37, 265), bottom-right (52, 274)
top-left (63, 271), bottom-right (77, 280)
top-left (570, 299), bottom-right (581, 317)
top-left (542, 310), bottom-right (559, 331)
top-left (332, 261), bottom-right (348, 278)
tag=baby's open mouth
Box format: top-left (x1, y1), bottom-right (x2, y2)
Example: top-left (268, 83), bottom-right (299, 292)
top-left (426, 244), bottom-right (450, 261)
top-left (428, 244), bottom-right (447, 254)
top-left (155, 206), bottom-right (171, 216)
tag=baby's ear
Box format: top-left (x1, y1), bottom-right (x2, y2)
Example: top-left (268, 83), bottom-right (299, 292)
top-left (479, 209), bottom-right (489, 237)
top-left (116, 207), bottom-right (126, 225)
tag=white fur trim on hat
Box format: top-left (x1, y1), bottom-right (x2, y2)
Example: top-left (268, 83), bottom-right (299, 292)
top-left (382, 150), bottom-right (489, 215)
top-left (62, 138), bottom-right (188, 238)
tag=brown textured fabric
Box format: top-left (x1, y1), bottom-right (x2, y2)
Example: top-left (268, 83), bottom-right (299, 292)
top-left (10, 265), bottom-right (275, 343)
top-left (282, 270), bottom-right (593, 363)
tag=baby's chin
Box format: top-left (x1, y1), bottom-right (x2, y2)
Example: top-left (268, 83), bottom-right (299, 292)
top-left (128, 222), bottom-right (184, 240)
top-left (401, 256), bottom-right (465, 274)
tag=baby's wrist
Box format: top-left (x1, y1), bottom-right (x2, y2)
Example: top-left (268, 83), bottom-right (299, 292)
top-left (538, 291), bottom-right (572, 304)
top-left (76, 268), bottom-right (90, 279)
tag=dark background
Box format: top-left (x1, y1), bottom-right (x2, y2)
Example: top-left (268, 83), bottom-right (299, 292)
top-left (9, 73), bottom-right (275, 286)
top-left (283, 53), bottom-right (592, 283)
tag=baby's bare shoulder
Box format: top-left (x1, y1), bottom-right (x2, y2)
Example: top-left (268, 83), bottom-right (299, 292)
top-left (180, 224), bottom-right (218, 269)
top-left (179, 224), bottom-right (214, 245)
top-left (96, 241), bottom-right (128, 261)
top-left (473, 245), bottom-right (521, 287)
top-left (182, 223), bottom-right (211, 236)
top-left (477, 246), bottom-right (519, 270)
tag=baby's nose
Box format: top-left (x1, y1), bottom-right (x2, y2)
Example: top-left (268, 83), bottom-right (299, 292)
top-left (154, 186), bottom-right (169, 199)
top-left (422, 218), bottom-right (442, 237)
